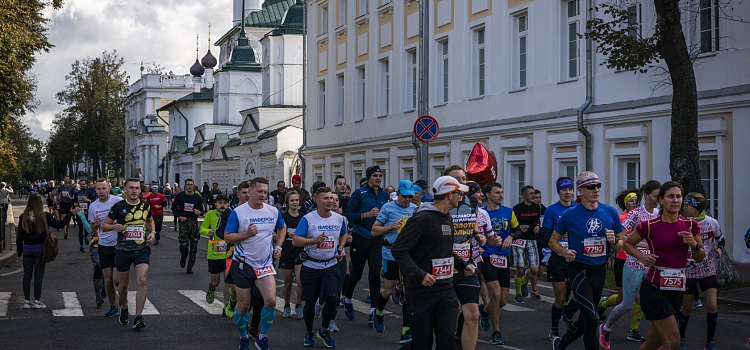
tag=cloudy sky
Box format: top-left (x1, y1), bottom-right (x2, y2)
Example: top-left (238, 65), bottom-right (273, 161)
top-left (26, 0), bottom-right (233, 141)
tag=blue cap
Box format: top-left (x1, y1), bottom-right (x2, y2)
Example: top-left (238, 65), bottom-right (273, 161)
top-left (398, 180), bottom-right (415, 196)
top-left (412, 184), bottom-right (423, 195)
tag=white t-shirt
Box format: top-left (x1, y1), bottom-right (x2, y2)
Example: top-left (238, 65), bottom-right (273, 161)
top-left (296, 211), bottom-right (347, 269)
top-left (88, 195), bottom-right (123, 246)
top-left (226, 202), bottom-right (285, 268)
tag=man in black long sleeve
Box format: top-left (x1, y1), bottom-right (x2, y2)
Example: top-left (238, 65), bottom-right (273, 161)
top-left (392, 176), bottom-right (475, 350)
top-left (171, 179), bottom-right (204, 274)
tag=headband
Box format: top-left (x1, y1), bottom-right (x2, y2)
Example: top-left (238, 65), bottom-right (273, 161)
top-left (556, 178), bottom-right (574, 192)
top-left (623, 192), bottom-right (637, 207)
top-left (577, 177), bottom-right (600, 188)
top-left (684, 195), bottom-right (705, 212)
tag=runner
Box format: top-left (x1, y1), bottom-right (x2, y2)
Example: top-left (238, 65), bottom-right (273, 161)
top-left (216, 181), bottom-right (252, 319)
top-left (58, 176), bottom-right (76, 239)
top-left (101, 178), bottom-right (156, 329)
top-left (599, 180), bottom-right (661, 348)
top-left (75, 180), bottom-right (95, 252)
top-left (532, 189), bottom-right (547, 301)
top-left (282, 175), bottom-right (310, 208)
top-left (370, 180), bottom-right (418, 341)
top-left (391, 175), bottom-right (473, 350)
top-left (224, 177), bottom-right (287, 350)
top-left (677, 193), bottom-right (724, 350)
top-left (342, 165), bottom-right (389, 322)
top-left (512, 185), bottom-right (542, 303)
top-left (279, 190), bottom-right (304, 320)
top-left (292, 187), bottom-right (347, 348)
top-left (334, 175), bottom-right (350, 210)
top-left (207, 182), bottom-right (222, 210)
top-left (550, 171), bottom-right (624, 350)
top-left (623, 181), bottom-right (703, 350)
top-left (200, 194), bottom-right (230, 305)
top-left (45, 181), bottom-right (55, 213)
top-left (88, 178), bottom-right (124, 316)
top-left (171, 179), bottom-right (204, 274)
top-left (144, 185), bottom-right (167, 246)
top-left (478, 182), bottom-right (518, 345)
top-left (540, 177), bottom-right (580, 340)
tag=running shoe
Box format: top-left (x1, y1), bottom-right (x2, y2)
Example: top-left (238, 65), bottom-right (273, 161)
top-left (296, 304), bottom-right (304, 320)
top-left (392, 287), bottom-right (403, 305)
top-left (490, 332), bottom-right (505, 345)
top-left (254, 336), bottom-right (272, 350)
top-left (366, 291), bottom-right (371, 304)
top-left (514, 294), bottom-right (525, 304)
top-left (400, 330), bottom-right (412, 344)
top-left (84, 236), bottom-right (90, 245)
top-left (64, 232), bottom-right (68, 239)
top-left (283, 305), bottom-right (292, 318)
top-left (552, 336), bottom-right (563, 350)
top-left (187, 267), bottom-right (193, 274)
top-left (153, 240), bottom-right (159, 246)
top-left (678, 339), bottom-right (687, 350)
top-left (105, 306), bottom-right (118, 317)
top-left (303, 332), bottom-right (315, 347)
top-left (561, 316), bottom-right (573, 330)
top-left (328, 320), bottom-right (340, 332)
top-left (368, 311), bottom-right (374, 326)
top-left (693, 299), bottom-right (703, 309)
top-left (96, 297), bottom-right (104, 308)
top-left (133, 315), bottom-right (145, 330)
top-left (627, 329), bottom-right (646, 342)
top-left (521, 281), bottom-right (529, 297)
top-left (239, 336), bottom-right (251, 350)
top-left (317, 328), bottom-right (336, 348)
top-left (531, 290), bottom-right (541, 300)
top-left (704, 341), bottom-right (718, 350)
top-left (180, 256), bottom-right (186, 268)
top-left (248, 327), bottom-right (259, 340)
top-left (206, 289), bottom-right (215, 304)
top-left (598, 324), bottom-right (611, 350)
top-left (597, 297), bottom-right (608, 321)
top-left (119, 308), bottom-right (129, 325)
top-left (315, 301), bottom-right (323, 319)
top-left (549, 328), bottom-right (559, 340)
top-left (80, 245), bottom-right (85, 252)
top-left (343, 300), bottom-right (355, 320)
top-left (478, 304), bottom-right (491, 331)
top-left (373, 313), bottom-right (385, 333)
top-left (224, 303), bottom-right (235, 318)
top-left (23, 300), bottom-right (31, 309)
top-left (32, 300), bottom-right (46, 309)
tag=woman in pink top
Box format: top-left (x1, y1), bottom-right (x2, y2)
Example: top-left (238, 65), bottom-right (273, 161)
top-left (624, 181), bottom-right (704, 350)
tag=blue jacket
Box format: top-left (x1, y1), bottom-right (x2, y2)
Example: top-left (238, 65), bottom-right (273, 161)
top-left (345, 185), bottom-right (389, 239)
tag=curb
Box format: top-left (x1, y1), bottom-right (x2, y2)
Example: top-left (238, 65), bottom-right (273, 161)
top-left (0, 249), bottom-right (17, 269)
top-left (717, 296), bottom-right (750, 307)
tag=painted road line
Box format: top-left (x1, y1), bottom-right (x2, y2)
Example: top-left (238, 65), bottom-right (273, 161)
top-left (179, 290), bottom-right (225, 315)
top-left (127, 291), bottom-right (160, 315)
top-left (502, 304), bottom-right (535, 312)
top-left (52, 292), bottom-right (84, 316)
top-left (0, 292), bottom-right (10, 316)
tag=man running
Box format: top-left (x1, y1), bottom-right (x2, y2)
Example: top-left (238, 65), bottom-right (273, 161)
top-left (207, 182), bottom-right (222, 210)
top-left (201, 194), bottom-right (230, 305)
top-left (512, 185), bottom-right (542, 303)
top-left (334, 175), bottom-right (350, 210)
top-left (224, 177), bottom-right (286, 350)
top-left (370, 180), bottom-right (418, 341)
top-left (283, 175), bottom-right (310, 207)
top-left (75, 181), bottom-right (95, 252)
top-left (216, 182), bottom-right (252, 319)
top-left (171, 179), bottom-right (204, 274)
top-left (89, 179), bottom-right (124, 317)
top-left (144, 185), bottom-right (167, 246)
top-left (58, 176), bottom-right (76, 239)
top-left (102, 178), bottom-right (156, 329)
top-left (293, 187), bottom-right (347, 348)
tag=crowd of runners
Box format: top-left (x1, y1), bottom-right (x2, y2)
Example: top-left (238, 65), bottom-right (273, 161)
top-left (9, 165), bottom-right (749, 350)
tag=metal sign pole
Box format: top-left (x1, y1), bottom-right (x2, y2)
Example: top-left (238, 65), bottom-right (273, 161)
top-left (417, 0), bottom-right (429, 182)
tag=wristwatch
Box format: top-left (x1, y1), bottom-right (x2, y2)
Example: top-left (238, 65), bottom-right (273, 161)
top-left (275, 245), bottom-right (283, 251)
top-left (693, 242), bottom-right (702, 251)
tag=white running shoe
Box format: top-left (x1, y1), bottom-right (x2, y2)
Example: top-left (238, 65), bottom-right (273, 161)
top-left (32, 300), bottom-right (46, 309)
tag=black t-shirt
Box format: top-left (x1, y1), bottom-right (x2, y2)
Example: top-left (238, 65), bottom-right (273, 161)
top-left (270, 190), bottom-right (284, 207)
top-left (282, 211), bottom-right (302, 242)
top-left (513, 202), bottom-right (542, 240)
top-left (107, 199), bottom-right (151, 251)
top-left (172, 192), bottom-right (204, 218)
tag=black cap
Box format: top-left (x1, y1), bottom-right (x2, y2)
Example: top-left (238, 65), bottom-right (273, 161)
top-left (312, 182), bottom-right (327, 193)
top-left (215, 195), bottom-right (229, 202)
top-left (414, 179), bottom-right (429, 189)
top-left (366, 165), bottom-right (382, 179)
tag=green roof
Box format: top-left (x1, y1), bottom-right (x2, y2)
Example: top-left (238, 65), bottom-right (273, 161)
top-left (177, 87), bottom-right (214, 103)
top-left (171, 136), bottom-right (188, 153)
top-left (245, 0), bottom-right (296, 28)
top-left (215, 133), bottom-right (230, 147)
top-left (201, 142), bottom-right (214, 151)
top-left (224, 138), bottom-right (242, 147)
top-left (258, 125), bottom-right (293, 140)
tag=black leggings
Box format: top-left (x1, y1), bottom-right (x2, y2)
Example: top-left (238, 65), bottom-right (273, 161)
top-left (22, 251), bottom-right (46, 300)
top-left (343, 234), bottom-right (382, 307)
top-left (407, 288), bottom-right (459, 350)
top-left (305, 295), bottom-right (338, 332)
top-left (560, 262), bottom-right (606, 350)
top-left (76, 214), bottom-right (86, 246)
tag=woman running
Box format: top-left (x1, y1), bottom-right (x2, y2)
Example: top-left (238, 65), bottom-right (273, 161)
top-left (624, 181), bottom-right (704, 350)
top-left (677, 193), bottom-right (724, 350)
top-left (279, 191), bottom-right (304, 319)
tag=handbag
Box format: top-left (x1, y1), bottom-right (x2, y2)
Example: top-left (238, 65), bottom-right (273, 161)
top-left (41, 214), bottom-right (59, 263)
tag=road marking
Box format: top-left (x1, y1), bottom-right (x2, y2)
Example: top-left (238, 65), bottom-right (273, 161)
top-left (179, 290), bottom-right (225, 315)
top-left (127, 291), bottom-right (160, 315)
top-left (502, 303), bottom-right (535, 312)
top-left (53, 292), bottom-right (84, 316)
top-left (0, 292), bottom-right (10, 316)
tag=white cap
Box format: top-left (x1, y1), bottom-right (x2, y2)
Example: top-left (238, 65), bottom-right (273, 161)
top-left (432, 176), bottom-right (469, 196)
top-left (389, 191), bottom-right (398, 201)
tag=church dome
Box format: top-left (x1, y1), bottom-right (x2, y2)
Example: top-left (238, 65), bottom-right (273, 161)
top-left (201, 50), bottom-right (217, 68)
top-left (190, 58), bottom-right (205, 76)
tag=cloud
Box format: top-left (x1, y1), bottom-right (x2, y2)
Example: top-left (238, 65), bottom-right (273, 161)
top-left (28, 0), bottom-right (232, 141)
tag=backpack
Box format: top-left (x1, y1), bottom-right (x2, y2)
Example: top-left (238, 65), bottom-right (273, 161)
top-left (41, 214), bottom-right (59, 263)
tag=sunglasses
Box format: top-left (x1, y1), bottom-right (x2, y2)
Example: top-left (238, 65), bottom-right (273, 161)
top-left (371, 174), bottom-right (383, 178)
top-left (582, 183), bottom-right (602, 190)
top-left (402, 195), bottom-right (414, 199)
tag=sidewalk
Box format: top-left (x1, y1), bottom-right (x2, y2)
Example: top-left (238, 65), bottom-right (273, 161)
top-left (0, 198), bottom-right (19, 269)
top-left (717, 261), bottom-right (750, 306)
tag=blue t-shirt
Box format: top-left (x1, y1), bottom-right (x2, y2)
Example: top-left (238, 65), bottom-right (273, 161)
top-left (482, 206), bottom-right (517, 257)
top-left (554, 202), bottom-right (623, 266)
top-left (542, 201), bottom-right (578, 248)
top-left (376, 201), bottom-right (417, 261)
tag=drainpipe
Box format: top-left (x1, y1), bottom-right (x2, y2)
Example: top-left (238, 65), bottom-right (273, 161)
top-left (173, 103), bottom-right (190, 144)
top-left (578, 0), bottom-right (594, 171)
top-left (298, 0), bottom-right (307, 182)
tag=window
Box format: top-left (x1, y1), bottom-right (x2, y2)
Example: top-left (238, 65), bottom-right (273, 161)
top-left (358, 0), bottom-right (368, 16)
top-left (513, 164), bottom-right (526, 204)
top-left (339, 0), bottom-right (347, 26)
top-left (560, 161), bottom-right (578, 180)
top-left (356, 66), bottom-right (366, 120)
top-left (321, 6), bottom-right (329, 34)
top-left (379, 59), bottom-right (390, 116)
top-left (406, 49), bottom-right (417, 111)
top-left (515, 14), bottom-right (528, 89)
top-left (336, 74), bottom-right (345, 125)
top-left (625, 160), bottom-right (640, 190)
top-left (565, 0), bottom-right (579, 79)
top-left (627, 3), bottom-right (642, 38)
top-left (700, 158), bottom-right (719, 218)
top-left (438, 40), bottom-right (449, 104)
top-left (474, 29), bottom-right (486, 97)
top-left (699, 0), bottom-right (720, 53)
top-left (317, 81), bottom-right (326, 128)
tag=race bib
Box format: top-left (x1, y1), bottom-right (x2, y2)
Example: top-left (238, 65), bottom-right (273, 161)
top-left (184, 203), bottom-right (195, 212)
top-left (560, 241), bottom-right (569, 249)
top-left (583, 237), bottom-right (606, 257)
top-left (453, 243), bottom-right (471, 261)
top-left (432, 257), bottom-right (454, 280)
top-left (62, 191), bottom-right (69, 197)
top-left (512, 239), bottom-right (526, 249)
top-left (212, 194), bottom-right (218, 199)
top-left (211, 240), bottom-right (227, 253)
top-left (317, 236), bottom-right (335, 251)
top-left (659, 267), bottom-right (686, 291)
top-left (79, 202), bottom-right (88, 210)
top-left (254, 264), bottom-right (276, 279)
top-left (489, 254), bottom-right (508, 269)
top-left (637, 246), bottom-right (651, 256)
top-left (125, 226), bottom-right (144, 241)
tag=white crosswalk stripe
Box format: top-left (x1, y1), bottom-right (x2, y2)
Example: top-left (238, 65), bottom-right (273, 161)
top-left (127, 291), bottom-right (160, 315)
top-left (0, 292), bottom-right (11, 316)
top-left (179, 290), bottom-right (224, 315)
top-left (53, 292), bottom-right (84, 316)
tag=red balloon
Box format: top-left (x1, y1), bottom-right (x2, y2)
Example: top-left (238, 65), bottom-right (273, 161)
top-left (466, 143), bottom-right (497, 189)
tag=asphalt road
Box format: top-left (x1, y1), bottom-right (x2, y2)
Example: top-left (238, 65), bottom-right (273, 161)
top-left (1, 213), bottom-right (748, 349)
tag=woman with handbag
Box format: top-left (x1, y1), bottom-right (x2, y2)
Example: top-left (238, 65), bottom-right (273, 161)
top-left (17, 193), bottom-right (76, 309)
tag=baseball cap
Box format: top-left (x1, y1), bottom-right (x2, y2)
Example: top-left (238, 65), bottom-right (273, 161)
top-left (412, 184), bottom-right (423, 195)
top-left (292, 174), bottom-right (302, 182)
top-left (215, 194), bottom-right (229, 202)
top-left (312, 181), bottom-right (327, 194)
top-left (432, 176), bottom-right (469, 196)
top-left (397, 180), bottom-right (415, 196)
top-left (389, 192), bottom-right (398, 201)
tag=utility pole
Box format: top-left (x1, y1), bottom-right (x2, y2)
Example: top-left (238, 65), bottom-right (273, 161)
top-left (415, 0), bottom-right (429, 182)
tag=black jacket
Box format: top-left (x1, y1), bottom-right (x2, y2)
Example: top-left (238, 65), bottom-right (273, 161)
top-left (17, 212), bottom-right (69, 256)
top-left (391, 203), bottom-right (468, 295)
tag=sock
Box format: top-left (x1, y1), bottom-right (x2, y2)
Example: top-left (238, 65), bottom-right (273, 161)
top-left (259, 306), bottom-right (275, 334)
top-left (376, 292), bottom-right (389, 313)
top-left (344, 297), bottom-right (352, 304)
top-left (514, 275), bottom-right (523, 295)
top-left (706, 312), bottom-right (717, 343)
top-left (229, 288), bottom-right (237, 303)
top-left (456, 312), bottom-right (464, 338)
top-left (602, 294), bottom-right (618, 309)
top-left (551, 305), bottom-right (563, 329)
top-left (234, 311), bottom-right (249, 337)
top-left (402, 327), bottom-right (410, 335)
top-left (563, 299), bottom-right (579, 320)
top-left (402, 301), bottom-right (410, 329)
top-left (369, 307), bottom-right (375, 315)
top-left (521, 269), bottom-right (531, 284)
top-left (678, 313), bottom-right (690, 340)
top-left (318, 297), bottom-right (325, 306)
top-left (603, 323), bottom-right (611, 332)
top-left (630, 303), bottom-right (643, 331)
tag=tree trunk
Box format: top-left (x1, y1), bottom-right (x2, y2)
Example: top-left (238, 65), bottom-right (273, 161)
top-left (653, 0), bottom-right (703, 195)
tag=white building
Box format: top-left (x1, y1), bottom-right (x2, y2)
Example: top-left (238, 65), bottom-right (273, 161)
top-left (303, 1), bottom-right (750, 261)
